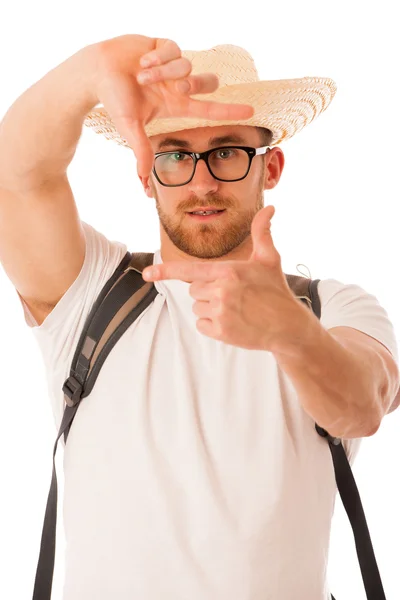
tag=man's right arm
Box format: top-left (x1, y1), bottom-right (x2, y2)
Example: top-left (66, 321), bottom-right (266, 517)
top-left (0, 34), bottom-right (252, 326)
top-left (0, 46), bottom-right (99, 325)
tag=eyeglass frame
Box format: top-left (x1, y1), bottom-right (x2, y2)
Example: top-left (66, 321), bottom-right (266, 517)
top-left (152, 145), bottom-right (271, 187)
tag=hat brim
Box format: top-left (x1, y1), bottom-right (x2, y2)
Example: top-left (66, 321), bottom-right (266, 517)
top-left (84, 76), bottom-right (336, 148)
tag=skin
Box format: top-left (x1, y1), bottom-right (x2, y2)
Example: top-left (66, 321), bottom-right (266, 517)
top-left (139, 124), bottom-right (285, 263)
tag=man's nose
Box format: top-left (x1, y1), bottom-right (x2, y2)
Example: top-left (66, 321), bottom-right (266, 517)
top-left (187, 158), bottom-right (219, 195)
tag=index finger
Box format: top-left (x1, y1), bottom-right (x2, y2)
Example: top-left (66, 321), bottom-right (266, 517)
top-left (187, 98), bottom-right (254, 122)
top-left (142, 261), bottom-right (225, 283)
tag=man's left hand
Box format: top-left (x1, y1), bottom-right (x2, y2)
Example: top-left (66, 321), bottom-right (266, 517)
top-left (142, 206), bottom-right (312, 353)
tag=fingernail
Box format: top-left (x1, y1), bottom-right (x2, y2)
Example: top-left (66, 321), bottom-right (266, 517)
top-left (140, 57), bottom-right (152, 68)
top-left (143, 267), bottom-right (156, 280)
top-left (137, 71), bottom-right (151, 84)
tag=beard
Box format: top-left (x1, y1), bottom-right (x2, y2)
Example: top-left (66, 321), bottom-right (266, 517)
top-left (152, 170), bottom-right (266, 260)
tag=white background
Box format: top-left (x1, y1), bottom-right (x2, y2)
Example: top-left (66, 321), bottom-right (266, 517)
top-left (0, 1), bottom-right (399, 599)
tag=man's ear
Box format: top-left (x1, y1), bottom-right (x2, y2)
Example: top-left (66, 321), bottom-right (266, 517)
top-left (264, 147), bottom-right (285, 191)
top-left (139, 175), bottom-right (155, 198)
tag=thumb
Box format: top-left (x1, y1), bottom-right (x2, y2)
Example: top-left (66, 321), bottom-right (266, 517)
top-left (111, 115), bottom-right (154, 179)
top-left (250, 205), bottom-right (277, 263)
top-left (128, 121), bottom-right (155, 179)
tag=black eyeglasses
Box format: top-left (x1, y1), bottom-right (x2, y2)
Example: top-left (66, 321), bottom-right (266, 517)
top-left (152, 145), bottom-right (271, 187)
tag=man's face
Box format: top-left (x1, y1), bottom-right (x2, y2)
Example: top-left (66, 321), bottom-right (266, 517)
top-left (142, 125), bottom-right (283, 261)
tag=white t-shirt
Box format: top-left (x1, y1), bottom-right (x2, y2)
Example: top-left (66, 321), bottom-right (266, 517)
top-left (17, 221), bottom-right (399, 600)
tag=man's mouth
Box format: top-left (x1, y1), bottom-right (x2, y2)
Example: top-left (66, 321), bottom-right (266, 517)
top-left (186, 209), bottom-right (226, 220)
top-left (187, 207), bottom-right (225, 214)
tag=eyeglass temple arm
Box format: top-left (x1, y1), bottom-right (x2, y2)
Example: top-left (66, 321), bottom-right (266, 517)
top-left (256, 146), bottom-right (271, 156)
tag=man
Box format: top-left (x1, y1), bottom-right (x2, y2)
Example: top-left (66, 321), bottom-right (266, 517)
top-left (0, 34), bottom-right (399, 600)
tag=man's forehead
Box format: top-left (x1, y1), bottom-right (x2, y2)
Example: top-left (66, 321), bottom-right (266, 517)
top-left (151, 125), bottom-right (257, 151)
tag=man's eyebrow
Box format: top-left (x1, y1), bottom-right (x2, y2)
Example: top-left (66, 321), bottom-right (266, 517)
top-left (209, 134), bottom-right (248, 147)
top-left (156, 134), bottom-right (248, 152)
top-left (157, 138), bottom-right (190, 151)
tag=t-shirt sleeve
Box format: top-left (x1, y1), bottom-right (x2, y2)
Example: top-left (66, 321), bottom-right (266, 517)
top-left (318, 278), bottom-right (399, 365)
top-left (317, 278), bottom-right (399, 461)
top-left (15, 221), bottom-right (129, 430)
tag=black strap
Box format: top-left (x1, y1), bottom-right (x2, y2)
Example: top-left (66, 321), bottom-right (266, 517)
top-left (32, 250), bottom-right (145, 599)
top-left (32, 404), bottom-right (79, 599)
top-left (308, 278), bottom-right (386, 600)
top-left (316, 426), bottom-right (386, 599)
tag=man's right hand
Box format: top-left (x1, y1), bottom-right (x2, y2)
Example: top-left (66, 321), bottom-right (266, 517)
top-left (89, 34), bottom-right (255, 179)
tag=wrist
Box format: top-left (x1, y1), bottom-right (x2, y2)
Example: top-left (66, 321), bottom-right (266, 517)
top-left (68, 44), bottom-right (101, 111)
top-left (270, 300), bottom-right (321, 361)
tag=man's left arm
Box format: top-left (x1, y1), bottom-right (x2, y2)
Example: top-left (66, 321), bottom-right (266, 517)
top-left (272, 311), bottom-right (400, 440)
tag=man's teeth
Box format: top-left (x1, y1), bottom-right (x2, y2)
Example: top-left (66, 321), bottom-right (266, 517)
top-left (191, 210), bottom-right (222, 215)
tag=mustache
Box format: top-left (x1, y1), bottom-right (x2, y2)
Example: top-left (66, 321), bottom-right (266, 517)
top-left (182, 194), bottom-right (236, 212)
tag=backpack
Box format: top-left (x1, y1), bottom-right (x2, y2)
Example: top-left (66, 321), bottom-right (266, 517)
top-left (31, 250), bottom-right (387, 600)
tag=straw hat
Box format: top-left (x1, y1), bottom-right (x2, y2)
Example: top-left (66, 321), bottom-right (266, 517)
top-left (84, 44), bottom-right (337, 148)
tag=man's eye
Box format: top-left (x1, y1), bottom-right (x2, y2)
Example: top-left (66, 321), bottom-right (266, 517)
top-left (215, 149), bottom-right (235, 159)
top-left (170, 153), bottom-right (187, 161)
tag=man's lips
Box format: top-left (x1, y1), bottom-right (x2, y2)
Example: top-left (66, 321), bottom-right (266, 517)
top-left (186, 207), bottom-right (226, 213)
top-left (186, 210), bottom-right (227, 221)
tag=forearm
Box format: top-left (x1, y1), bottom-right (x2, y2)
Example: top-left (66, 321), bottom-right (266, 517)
top-left (272, 310), bottom-right (384, 439)
top-left (0, 44), bottom-right (98, 191)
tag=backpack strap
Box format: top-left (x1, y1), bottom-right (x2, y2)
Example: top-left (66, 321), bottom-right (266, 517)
top-left (62, 251), bottom-right (157, 441)
top-left (32, 250), bottom-right (156, 600)
top-left (31, 259), bottom-right (386, 600)
top-left (286, 273), bottom-right (386, 600)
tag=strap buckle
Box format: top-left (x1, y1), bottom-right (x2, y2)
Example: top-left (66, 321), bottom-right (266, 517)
top-left (123, 265), bottom-right (143, 275)
top-left (62, 375), bottom-right (83, 407)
